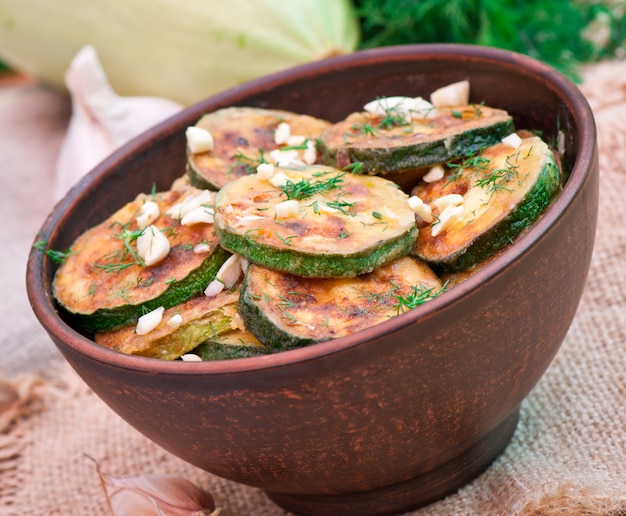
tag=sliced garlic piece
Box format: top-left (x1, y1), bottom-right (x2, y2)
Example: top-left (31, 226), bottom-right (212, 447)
top-left (204, 280), bottom-right (224, 297)
top-left (408, 195), bottom-right (433, 223)
top-left (204, 254), bottom-right (243, 297)
top-left (412, 97), bottom-right (437, 119)
top-left (136, 200), bottom-right (160, 229)
top-left (363, 96), bottom-right (414, 122)
top-left (303, 139), bottom-right (317, 165)
top-left (193, 243), bottom-right (212, 254)
top-left (274, 122), bottom-right (291, 145)
top-left (423, 164), bottom-right (445, 183)
top-left (256, 162), bottom-right (275, 179)
top-left (275, 199), bottom-right (300, 219)
top-left (501, 132), bottom-right (523, 149)
top-left (216, 254), bottom-right (243, 288)
top-left (432, 204), bottom-right (464, 237)
top-left (166, 189), bottom-right (214, 219)
top-left (430, 80), bottom-right (470, 107)
top-left (181, 205), bottom-right (214, 226)
top-left (286, 135), bottom-right (306, 146)
top-left (186, 126), bottom-right (214, 154)
top-left (433, 193), bottom-right (464, 211)
top-left (137, 225), bottom-right (170, 266)
top-left (180, 353), bottom-right (202, 362)
top-left (270, 149), bottom-right (304, 167)
top-left (167, 314), bottom-right (183, 329)
top-left (136, 306), bottom-right (164, 335)
top-left (269, 171), bottom-right (290, 188)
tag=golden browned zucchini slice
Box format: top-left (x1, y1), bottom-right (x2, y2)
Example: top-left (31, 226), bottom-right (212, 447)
top-left (411, 135), bottom-right (562, 272)
top-left (94, 291), bottom-right (257, 360)
top-left (213, 164), bottom-right (418, 278)
top-left (239, 256), bottom-right (445, 349)
top-left (318, 103), bottom-right (514, 175)
top-left (187, 106), bottom-right (331, 190)
top-left (53, 184), bottom-right (230, 333)
top-left (191, 328), bottom-right (269, 360)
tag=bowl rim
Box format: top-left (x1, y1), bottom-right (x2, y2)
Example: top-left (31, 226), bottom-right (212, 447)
top-left (26, 43), bottom-right (597, 376)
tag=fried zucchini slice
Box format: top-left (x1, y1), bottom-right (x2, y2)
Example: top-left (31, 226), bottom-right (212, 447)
top-left (53, 185), bottom-right (230, 333)
top-left (213, 164), bottom-right (418, 278)
top-left (191, 329), bottom-right (269, 360)
top-left (318, 103), bottom-right (514, 175)
top-left (95, 291), bottom-right (249, 360)
top-left (187, 107), bottom-right (331, 190)
top-left (239, 257), bottom-right (444, 350)
top-left (411, 135), bottom-right (562, 272)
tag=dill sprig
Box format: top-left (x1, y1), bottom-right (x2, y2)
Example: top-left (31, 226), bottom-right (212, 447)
top-left (93, 223), bottom-right (145, 273)
top-left (474, 155), bottom-right (520, 195)
top-left (280, 173), bottom-right (345, 201)
top-left (377, 101), bottom-right (412, 129)
top-left (231, 148), bottom-right (266, 175)
top-left (395, 282), bottom-right (448, 314)
top-left (33, 240), bottom-right (73, 263)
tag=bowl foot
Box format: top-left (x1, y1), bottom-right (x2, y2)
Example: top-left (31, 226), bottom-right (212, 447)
top-left (265, 408), bottom-right (519, 516)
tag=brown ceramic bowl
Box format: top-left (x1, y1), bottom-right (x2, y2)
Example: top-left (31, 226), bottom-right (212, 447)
top-left (26, 44), bottom-right (598, 515)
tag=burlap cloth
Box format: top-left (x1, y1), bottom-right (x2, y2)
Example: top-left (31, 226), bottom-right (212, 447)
top-left (1, 61), bottom-right (625, 515)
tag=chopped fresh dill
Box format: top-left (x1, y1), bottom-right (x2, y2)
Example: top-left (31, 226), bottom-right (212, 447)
top-left (275, 231), bottom-right (296, 246)
top-left (376, 98), bottom-right (412, 129)
top-left (325, 197), bottom-right (355, 215)
top-left (93, 224), bottom-right (145, 273)
top-left (231, 148), bottom-right (266, 175)
top-left (352, 121), bottom-right (379, 137)
top-left (395, 282), bottom-right (448, 314)
top-left (343, 162), bottom-right (364, 174)
top-left (33, 240), bottom-right (73, 263)
top-left (474, 155), bottom-right (520, 195)
top-left (279, 173), bottom-right (344, 201)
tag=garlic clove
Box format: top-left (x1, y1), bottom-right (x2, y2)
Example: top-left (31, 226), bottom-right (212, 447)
top-left (430, 80), bottom-right (471, 107)
top-left (422, 164), bottom-right (445, 183)
top-left (501, 132), bottom-right (523, 149)
top-left (136, 201), bottom-right (160, 229)
top-left (181, 206), bottom-right (215, 226)
top-left (432, 194), bottom-right (465, 211)
top-left (137, 225), bottom-right (170, 266)
top-left (135, 307), bottom-right (165, 335)
top-left (87, 454), bottom-right (217, 516)
top-left (186, 126), bottom-right (214, 154)
top-left (256, 162), bottom-right (275, 179)
top-left (54, 46), bottom-right (182, 201)
top-left (274, 122), bottom-right (291, 145)
top-left (275, 199), bottom-right (300, 219)
top-left (408, 195), bottom-right (433, 223)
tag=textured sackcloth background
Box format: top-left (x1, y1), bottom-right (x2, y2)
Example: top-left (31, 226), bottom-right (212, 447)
top-left (1, 61), bottom-right (626, 515)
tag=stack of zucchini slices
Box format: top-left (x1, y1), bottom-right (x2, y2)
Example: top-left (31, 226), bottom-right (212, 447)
top-left (51, 80), bottom-right (563, 361)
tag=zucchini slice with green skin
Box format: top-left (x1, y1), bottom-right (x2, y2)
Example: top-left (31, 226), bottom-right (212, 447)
top-left (53, 184), bottom-right (230, 333)
top-left (213, 165), bottom-right (418, 278)
top-left (192, 330), bottom-right (269, 360)
top-left (318, 104), bottom-right (514, 175)
top-left (411, 135), bottom-right (562, 272)
top-left (239, 257), bottom-right (444, 350)
top-left (95, 291), bottom-right (246, 360)
top-left (187, 106), bottom-right (331, 190)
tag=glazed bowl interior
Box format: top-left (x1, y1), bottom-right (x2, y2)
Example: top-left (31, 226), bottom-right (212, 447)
top-left (27, 44), bottom-right (598, 515)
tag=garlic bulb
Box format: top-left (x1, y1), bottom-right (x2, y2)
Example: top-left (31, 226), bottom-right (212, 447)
top-left (54, 46), bottom-right (182, 200)
top-left (86, 454), bottom-right (218, 516)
